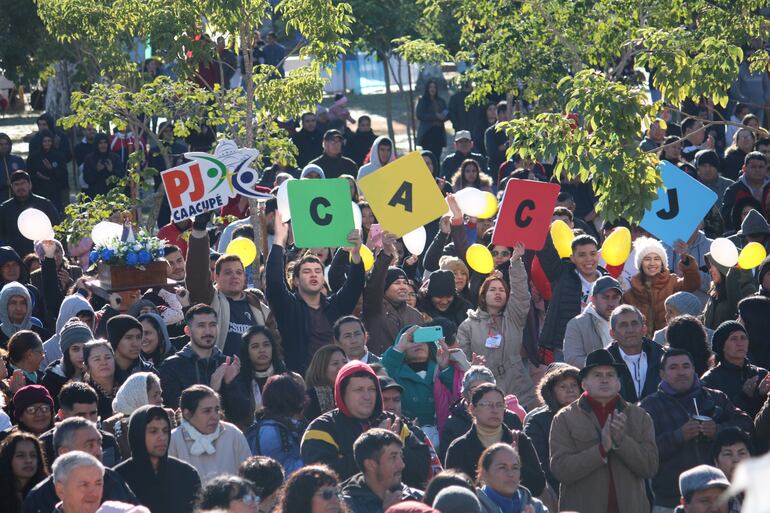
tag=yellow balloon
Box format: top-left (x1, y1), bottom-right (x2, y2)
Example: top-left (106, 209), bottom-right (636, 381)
top-left (601, 227), bottom-right (632, 266)
top-left (477, 192), bottom-right (499, 219)
top-left (466, 243), bottom-right (495, 274)
top-left (550, 220), bottom-right (573, 258)
top-left (226, 237), bottom-right (258, 267)
top-left (352, 245), bottom-right (374, 272)
top-left (738, 242), bottom-right (767, 270)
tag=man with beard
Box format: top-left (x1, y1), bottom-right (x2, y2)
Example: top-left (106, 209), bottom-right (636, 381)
top-left (158, 304), bottom-right (239, 408)
top-left (115, 405), bottom-right (201, 513)
top-left (341, 429), bottom-right (423, 513)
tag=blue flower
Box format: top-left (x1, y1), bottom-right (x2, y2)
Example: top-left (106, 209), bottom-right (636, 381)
top-left (89, 250), bottom-right (99, 264)
top-left (138, 250), bottom-right (152, 265)
top-left (100, 248), bottom-right (115, 261)
top-left (126, 252), bottom-right (139, 266)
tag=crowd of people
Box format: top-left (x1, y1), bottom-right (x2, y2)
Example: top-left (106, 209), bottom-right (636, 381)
top-left (2, 62), bottom-right (770, 513)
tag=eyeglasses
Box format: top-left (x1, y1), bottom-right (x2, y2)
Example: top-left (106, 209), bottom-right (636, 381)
top-left (491, 250), bottom-right (511, 257)
top-left (476, 401), bottom-right (506, 410)
top-left (316, 487), bottom-right (341, 500)
top-left (236, 494), bottom-right (260, 505)
top-left (24, 404), bottom-right (52, 415)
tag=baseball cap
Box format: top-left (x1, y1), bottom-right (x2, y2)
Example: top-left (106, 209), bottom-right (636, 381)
top-left (378, 376), bottom-right (403, 393)
top-left (454, 130), bottom-right (472, 142)
top-left (591, 275), bottom-right (622, 296)
top-left (679, 465), bottom-right (730, 502)
top-left (324, 129), bottom-right (344, 141)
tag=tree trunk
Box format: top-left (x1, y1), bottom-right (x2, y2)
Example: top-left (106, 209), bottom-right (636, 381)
top-left (45, 61), bottom-right (75, 118)
top-left (380, 50), bottom-right (395, 142)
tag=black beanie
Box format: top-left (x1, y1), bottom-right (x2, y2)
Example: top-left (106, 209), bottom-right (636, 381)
top-left (695, 149), bottom-right (720, 169)
top-left (427, 270), bottom-right (456, 297)
top-left (107, 314), bottom-right (143, 349)
top-left (384, 267), bottom-right (408, 291)
top-left (711, 321), bottom-right (746, 363)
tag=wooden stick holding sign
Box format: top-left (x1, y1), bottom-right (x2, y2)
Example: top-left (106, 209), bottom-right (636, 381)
top-left (492, 178), bottom-right (561, 250)
top-left (357, 151), bottom-right (448, 237)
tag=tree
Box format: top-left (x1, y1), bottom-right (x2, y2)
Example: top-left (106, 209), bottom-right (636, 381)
top-left (409, 0), bottom-right (770, 223)
top-left (36, 0), bottom-right (352, 247)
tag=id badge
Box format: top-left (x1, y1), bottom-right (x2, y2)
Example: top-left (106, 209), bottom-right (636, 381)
top-left (485, 334), bottom-right (502, 348)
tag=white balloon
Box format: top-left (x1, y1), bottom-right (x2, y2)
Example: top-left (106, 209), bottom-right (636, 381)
top-left (91, 221), bottom-right (123, 246)
top-left (402, 226), bottom-right (427, 256)
top-left (352, 202), bottom-right (362, 231)
top-left (454, 187), bottom-right (487, 217)
top-left (277, 178), bottom-right (294, 222)
top-left (710, 237), bottom-right (739, 268)
top-left (18, 209), bottom-right (54, 241)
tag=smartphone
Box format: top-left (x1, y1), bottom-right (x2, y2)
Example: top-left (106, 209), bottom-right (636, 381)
top-left (413, 326), bottom-right (443, 344)
top-left (369, 223), bottom-right (383, 249)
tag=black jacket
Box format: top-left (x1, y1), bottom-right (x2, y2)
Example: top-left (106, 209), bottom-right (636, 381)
top-left (265, 244), bottom-right (364, 373)
top-left (444, 424), bottom-right (545, 496)
top-left (308, 153), bottom-right (358, 179)
top-left (0, 195), bottom-right (60, 257)
top-left (23, 468), bottom-right (136, 513)
top-left (608, 339), bottom-right (665, 403)
top-left (341, 473), bottom-right (423, 513)
top-left (440, 151), bottom-right (488, 180)
top-left (291, 128), bottom-right (323, 168)
top-left (701, 359), bottom-right (768, 418)
top-left (158, 343), bottom-right (227, 408)
top-left (537, 232), bottom-right (607, 351)
top-left (114, 405), bottom-right (201, 513)
top-left (522, 405), bottom-right (558, 491)
top-left (82, 147), bottom-right (125, 197)
top-left (438, 399), bottom-right (522, 460)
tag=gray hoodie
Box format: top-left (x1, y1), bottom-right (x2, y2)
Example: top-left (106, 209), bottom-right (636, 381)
top-left (0, 281), bottom-right (32, 338)
top-left (357, 136), bottom-right (394, 180)
top-left (41, 294), bottom-right (94, 369)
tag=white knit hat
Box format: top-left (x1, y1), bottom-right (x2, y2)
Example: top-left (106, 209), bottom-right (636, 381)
top-left (112, 372), bottom-right (153, 415)
top-left (633, 236), bottom-right (668, 271)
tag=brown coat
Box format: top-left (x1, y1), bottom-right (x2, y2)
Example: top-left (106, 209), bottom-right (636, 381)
top-left (622, 256), bottom-right (700, 335)
top-left (550, 395), bottom-right (658, 513)
top-left (457, 259), bottom-right (536, 408)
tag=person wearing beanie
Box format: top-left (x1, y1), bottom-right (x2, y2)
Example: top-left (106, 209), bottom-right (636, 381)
top-left (41, 293), bottom-right (95, 370)
top-left (701, 321), bottom-right (768, 418)
top-left (416, 270), bottom-right (472, 326)
top-left (432, 485), bottom-right (481, 513)
top-left (0, 384), bottom-right (54, 441)
top-left (623, 236), bottom-right (700, 336)
top-left (695, 149), bottom-right (734, 206)
top-left (362, 236), bottom-right (424, 354)
top-left (652, 291), bottom-right (714, 346)
top-left (40, 319), bottom-right (93, 405)
top-left (106, 315), bottom-right (157, 387)
top-left (703, 252), bottom-right (756, 330)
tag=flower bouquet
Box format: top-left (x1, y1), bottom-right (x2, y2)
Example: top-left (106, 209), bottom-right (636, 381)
top-left (89, 227), bottom-right (169, 290)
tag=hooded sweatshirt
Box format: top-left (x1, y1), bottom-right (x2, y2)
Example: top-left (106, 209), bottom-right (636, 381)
top-left (0, 281), bottom-right (32, 338)
top-left (301, 361), bottom-right (432, 483)
top-left (357, 136), bottom-right (395, 180)
top-left (41, 294), bottom-right (94, 369)
top-left (114, 405), bottom-right (201, 513)
top-left (138, 313), bottom-right (173, 366)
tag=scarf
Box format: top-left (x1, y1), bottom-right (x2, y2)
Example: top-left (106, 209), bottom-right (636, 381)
top-left (181, 419), bottom-right (223, 456)
top-left (482, 486), bottom-right (521, 513)
top-left (476, 423), bottom-right (503, 448)
top-left (254, 365), bottom-right (274, 379)
top-left (584, 302), bottom-right (613, 348)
